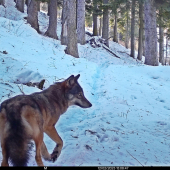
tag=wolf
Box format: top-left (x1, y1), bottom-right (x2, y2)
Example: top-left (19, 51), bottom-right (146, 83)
top-left (0, 74), bottom-right (92, 166)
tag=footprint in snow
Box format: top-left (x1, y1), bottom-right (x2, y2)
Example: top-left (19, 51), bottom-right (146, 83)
top-left (156, 97), bottom-right (165, 103)
top-left (100, 134), bottom-right (109, 142)
top-left (164, 106), bottom-right (170, 111)
top-left (157, 121), bottom-right (167, 126)
top-left (131, 95), bottom-right (137, 100)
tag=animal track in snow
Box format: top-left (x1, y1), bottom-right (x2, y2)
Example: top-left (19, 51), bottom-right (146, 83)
top-left (156, 97), bottom-right (165, 103)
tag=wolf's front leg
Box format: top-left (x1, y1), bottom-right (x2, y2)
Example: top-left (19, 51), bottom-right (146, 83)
top-left (51, 144), bottom-right (62, 162)
top-left (41, 141), bottom-right (51, 161)
top-left (44, 126), bottom-right (63, 162)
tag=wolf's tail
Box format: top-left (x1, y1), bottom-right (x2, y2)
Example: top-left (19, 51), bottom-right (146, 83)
top-left (4, 109), bottom-right (30, 166)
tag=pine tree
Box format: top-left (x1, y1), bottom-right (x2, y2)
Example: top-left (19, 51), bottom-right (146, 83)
top-left (61, 0), bottom-right (68, 45)
top-left (144, 0), bottom-right (158, 66)
top-left (137, 0), bottom-right (144, 61)
top-left (111, 0), bottom-right (122, 43)
top-left (130, 0), bottom-right (136, 58)
top-left (158, 7), bottom-right (165, 65)
top-left (45, 0), bottom-right (58, 39)
top-left (16, 0), bottom-right (25, 13)
top-left (0, 0), bottom-right (5, 6)
top-left (37, 1), bottom-right (40, 11)
top-left (113, 13), bottom-right (118, 43)
top-left (93, 0), bottom-right (98, 36)
top-left (27, 0), bottom-right (39, 32)
top-left (85, 0), bottom-right (103, 36)
top-left (99, 17), bottom-right (102, 36)
top-left (77, 0), bottom-right (86, 45)
top-left (125, 0), bottom-right (130, 49)
top-left (65, 0), bottom-right (79, 58)
top-left (102, 0), bottom-right (109, 47)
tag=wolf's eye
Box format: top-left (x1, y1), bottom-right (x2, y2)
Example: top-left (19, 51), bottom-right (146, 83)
top-left (78, 93), bottom-right (82, 97)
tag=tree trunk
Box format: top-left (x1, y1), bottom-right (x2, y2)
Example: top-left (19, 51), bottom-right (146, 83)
top-left (61, 0), bottom-right (68, 45)
top-left (159, 8), bottom-right (164, 65)
top-left (144, 0), bottom-right (158, 66)
top-left (66, 0), bottom-right (79, 58)
top-left (77, 0), bottom-right (86, 45)
top-left (137, 0), bottom-right (144, 60)
top-left (93, 0), bottom-right (98, 36)
top-left (37, 1), bottom-right (40, 11)
top-left (130, 0), bottom-right (135, 58)
top-left (113, 13), bottom-right (118, 43)
top-left (125, 0), bottom-right (130, 49)
top-left (159, 24), bottom-right (164, 65)
top-left (102, 0), bottom-right (109, 47)
top-left (45, 0), bottom-right (58, 39)
top-left (25, 0), bottom-right (30, 6)
top-left (99, 17), bottom-right (102, 36)
top-left (16, 0), bottom-right (24, 13)
top-left (93, 14), bottom-right (98, 36)
top-left (0, 0), bottom-right (5, 6)
top-left (27, 0), bottom-right (39, 32)
top-left (125, 14), bottom-right (129, 48)
top-left (143, 26), bottom-right (145, 56)
top-left (47, 1), bottom-right (50, 16)
top-left (165, 37), bottom-right (168, 65)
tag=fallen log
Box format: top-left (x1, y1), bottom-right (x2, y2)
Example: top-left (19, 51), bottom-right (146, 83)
top-left (102, 44), bottom-right (120, 58)
top-left (85, 32), bottom-right (121, 59)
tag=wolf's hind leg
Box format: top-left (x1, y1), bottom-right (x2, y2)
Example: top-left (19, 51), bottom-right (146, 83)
top-left (1, 142), bottom-right (9, 166)
top-left (34, 133), bottom-right (44, 166)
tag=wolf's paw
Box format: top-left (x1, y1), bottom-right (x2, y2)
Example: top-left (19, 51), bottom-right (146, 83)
top-left (51, 146), bottom-right (61, 163)
top-left (51, 151), bottom-right (58, 162)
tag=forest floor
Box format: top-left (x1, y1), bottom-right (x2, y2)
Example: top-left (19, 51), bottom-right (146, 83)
top-left (0, 0), bottom-right (170, 167)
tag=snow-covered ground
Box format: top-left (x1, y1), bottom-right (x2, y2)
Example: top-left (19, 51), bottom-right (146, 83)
top-left (0, 1), bottom-right (170, 167)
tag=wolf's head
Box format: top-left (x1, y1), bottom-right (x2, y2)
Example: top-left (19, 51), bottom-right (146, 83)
top-left (64, 74), bottom-right (92, 108)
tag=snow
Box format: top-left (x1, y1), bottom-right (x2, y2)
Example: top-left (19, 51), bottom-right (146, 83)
top-left (0, 0), bottom-right (170, 167)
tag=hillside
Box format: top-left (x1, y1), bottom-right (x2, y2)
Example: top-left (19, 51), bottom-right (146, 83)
top-left (0, 1), bottom-right (170, 166)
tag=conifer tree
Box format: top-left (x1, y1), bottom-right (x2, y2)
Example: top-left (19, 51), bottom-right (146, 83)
top-left (144, 0), bottom-right (158, 66)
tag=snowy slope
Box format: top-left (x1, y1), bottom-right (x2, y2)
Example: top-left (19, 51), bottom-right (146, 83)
top-left (0, 1), bottom-right (170, 167)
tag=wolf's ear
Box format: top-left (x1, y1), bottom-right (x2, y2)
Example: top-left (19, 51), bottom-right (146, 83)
top-left (75, 74), bottom-right (80, 81)
top-left (66, 75), bottom-right (75, 87)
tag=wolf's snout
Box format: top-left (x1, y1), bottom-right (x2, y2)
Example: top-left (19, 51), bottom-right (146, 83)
top-left (89, 102), bottom-right (92, 108)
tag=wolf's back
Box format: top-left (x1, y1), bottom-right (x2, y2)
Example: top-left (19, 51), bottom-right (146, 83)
top-left (4, 106), bottom-right (30, 166)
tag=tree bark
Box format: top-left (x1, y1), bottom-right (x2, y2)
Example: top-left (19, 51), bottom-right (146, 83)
top-left (37, 1), bottom-right (40, 11)
top-left (77, 0), bottom-right (86, 45)
top-left (125, 14), bottom-right (129, 48)
top-left (137, 0), bottom-right (144, 60)
top-left (113, 13), bottom-right (118, 43)
top-left (16, 0), bottom-right (24, 13)
top-left (125, 0), bottom-right (129, 48)
top-left (144, 0), bottom-right (158, 66)
top-left (130, 0), bottom-right (135, 58)
top-left (61, 0), bottom-right (68, 45)
top-left (165, 37), bottom-right (168, 65)
top-left (159, 8), bottom-right (164, 65)
top-left (66, 0), bottom-right (79, 58)
top-left (159, 24), bottom-right (164, 65)
top-left (0, 0), bottom-right (5, 6)
top-left (99, 17), bottom-right (102, 36)
top-left (45, 0), bottom-right (58, 39)
top-left (27, 0), bottom-right (39, 32)
top-left (143, 25), bottom-right (145, 56)
top-left (93, 13), bottom-right (98, 36)
top-left (47, 1), bottom-right (50, 16)
top-left (93, 0), bottom-right (98, 36)
top-left (25, 0), bottom-right (30, 6)
top-left (102, 0), bottom-right (109, 47)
